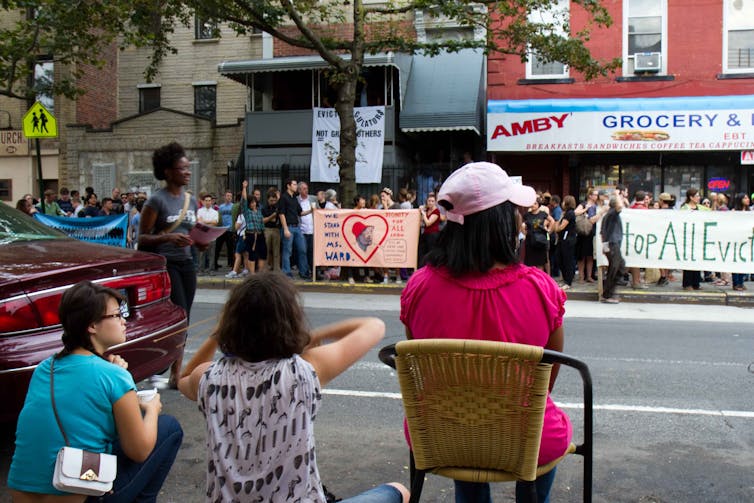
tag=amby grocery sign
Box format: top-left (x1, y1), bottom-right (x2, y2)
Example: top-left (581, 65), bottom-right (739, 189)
top-left (487, 95), bottom-right (754, 152)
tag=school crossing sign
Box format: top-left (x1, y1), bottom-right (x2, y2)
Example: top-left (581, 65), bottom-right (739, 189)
top-left (22, 101), bottom-right (57, 138)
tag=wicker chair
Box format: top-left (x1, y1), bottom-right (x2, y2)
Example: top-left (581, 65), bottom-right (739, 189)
top-left (378, 339), bottom-right (593, 503)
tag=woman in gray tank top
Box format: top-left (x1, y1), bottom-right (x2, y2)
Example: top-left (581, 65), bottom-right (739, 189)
top-left (139, 142), bottom-right (203, 388)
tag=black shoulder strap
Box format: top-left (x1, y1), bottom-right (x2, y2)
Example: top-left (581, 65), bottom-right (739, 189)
top-left (50, 358), bottom-right (70, 447)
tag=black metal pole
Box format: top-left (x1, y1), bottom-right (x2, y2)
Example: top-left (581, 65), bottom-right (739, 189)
top-left (36, 138), bottom-right (45, 214)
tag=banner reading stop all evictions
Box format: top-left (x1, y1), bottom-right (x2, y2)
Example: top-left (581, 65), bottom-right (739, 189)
top-left (596, 209), bottom-right (754, 273)
top-left (487, 95), bottom-right (754, 152)
top-left (313, 209), bottom-right (420, 268)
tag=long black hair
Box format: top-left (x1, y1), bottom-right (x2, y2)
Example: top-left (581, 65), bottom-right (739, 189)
top-left (425, 201), bottom-right (520, 276)
top-left (732, 193), bottom-right (750, 211)
top-left (56, 281), bottom-right (123, 359)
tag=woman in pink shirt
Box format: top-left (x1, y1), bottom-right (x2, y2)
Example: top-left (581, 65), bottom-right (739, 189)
top-left (400, 162), bottom-right (572, 503)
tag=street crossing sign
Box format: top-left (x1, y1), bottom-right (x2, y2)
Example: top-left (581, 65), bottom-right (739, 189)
top-left (22, 101), bottom-right (58, 138)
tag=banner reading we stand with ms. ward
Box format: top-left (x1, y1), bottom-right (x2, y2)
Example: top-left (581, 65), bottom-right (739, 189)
top-left (313, 209), bottom-right (420, 268)
top-left (596, 209), bottom-right (754, 273)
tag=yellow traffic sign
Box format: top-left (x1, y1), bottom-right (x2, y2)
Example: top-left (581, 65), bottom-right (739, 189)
top-left (22, 101), bottom-right (57, 138)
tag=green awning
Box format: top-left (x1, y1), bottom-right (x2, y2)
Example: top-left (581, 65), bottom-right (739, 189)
top-left (400, 49), bottom-right (484, 135)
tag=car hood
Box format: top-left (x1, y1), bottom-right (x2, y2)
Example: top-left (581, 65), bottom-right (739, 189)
top-left (0, 239), bottom-right (166, 294)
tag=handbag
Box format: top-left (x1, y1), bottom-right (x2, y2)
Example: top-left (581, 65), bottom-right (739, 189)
top-left (50, 358), bottom-right (117, 496)
top-left (575, 213), bottom-right (593, 236)
top-left (531, 231), bottom-right (549, 249)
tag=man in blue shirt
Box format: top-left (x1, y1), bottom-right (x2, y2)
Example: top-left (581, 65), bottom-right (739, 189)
top-left (214, 190), bottom-right (235, 270)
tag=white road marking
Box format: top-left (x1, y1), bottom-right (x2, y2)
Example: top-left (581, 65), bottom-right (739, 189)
top-left (195, 290), bottom-right (754, 324)
top-left (321, 389), bottom-right (754, 419)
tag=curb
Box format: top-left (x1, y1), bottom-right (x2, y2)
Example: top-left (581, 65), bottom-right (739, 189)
top-left (196, 276), bottom-right (754, 307)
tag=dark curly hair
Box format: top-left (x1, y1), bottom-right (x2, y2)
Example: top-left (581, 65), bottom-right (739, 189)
top-left (152, 142), bottom-right (187, 181)
top-left (215, 272), bottom-right (310, 362)
top-left (57, 281), bottom-right (124, 360)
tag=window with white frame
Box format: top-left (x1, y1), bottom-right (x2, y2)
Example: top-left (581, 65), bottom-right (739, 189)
top-left (624, 0), bottom-right (667, 75)
top-left (724, 0), bottom-right (754, 72)
top-left (526, 0), bottom-right (569, 79)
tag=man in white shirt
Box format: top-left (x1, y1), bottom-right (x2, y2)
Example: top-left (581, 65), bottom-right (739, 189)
top-left (197, 194), bottom-right (219, 273)
top-left (298, 182), bottom-right (315, 278)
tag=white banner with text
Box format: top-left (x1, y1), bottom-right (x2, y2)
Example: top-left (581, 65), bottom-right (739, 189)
top-left (596, 209), bottom-right (754, 273)
top-left (311, 106), bottom-right (385, 183)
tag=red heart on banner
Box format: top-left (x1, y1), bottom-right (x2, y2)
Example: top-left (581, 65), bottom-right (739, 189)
top-left (342, 213), bottom-right (389, 263)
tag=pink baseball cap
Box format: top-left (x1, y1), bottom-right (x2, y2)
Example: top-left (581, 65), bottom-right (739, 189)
top-left (437, 162), bottom-right (536, 224)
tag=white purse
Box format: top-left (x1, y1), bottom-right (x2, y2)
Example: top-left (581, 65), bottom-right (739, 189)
top-left (50, 358), bottom-right (118, 496)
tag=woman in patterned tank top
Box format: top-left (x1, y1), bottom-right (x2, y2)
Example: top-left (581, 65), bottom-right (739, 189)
top-left (179, 272), bottom-right (409, 503)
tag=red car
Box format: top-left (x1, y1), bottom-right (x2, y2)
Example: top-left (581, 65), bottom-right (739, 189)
top-left (0, 203), bottom-right (187, 422)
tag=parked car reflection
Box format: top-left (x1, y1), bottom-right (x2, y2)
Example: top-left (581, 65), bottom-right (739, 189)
top-left (0, 203), bottom-right (187, 422)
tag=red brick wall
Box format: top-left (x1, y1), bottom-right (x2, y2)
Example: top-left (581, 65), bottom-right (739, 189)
top-left (488, 0), bottom-right (745, 101)
top-left (75, 42), bottom-right (118, 128)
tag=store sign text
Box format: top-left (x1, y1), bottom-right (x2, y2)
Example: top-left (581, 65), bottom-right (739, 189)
top-left (490, 113), bottom-right (569, 139)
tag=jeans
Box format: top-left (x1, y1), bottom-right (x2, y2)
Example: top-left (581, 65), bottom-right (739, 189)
top-left (732, 273), bottom-right (745, 288)
top-left (304, 232), bottom-right (314, 276)
top-left (166, 258), bottom-right (197, 323)
top-left (93, 415), bottom-right (183, 503)
top-left (282, 225), bottom-right (309, 278)
top-left (340, 484), bottom-right (403, 503)
top-left (454, 467), bottom-right (557, 503)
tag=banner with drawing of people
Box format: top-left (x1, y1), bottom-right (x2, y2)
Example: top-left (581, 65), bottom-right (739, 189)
top-left (34, 214), bottom-right (129, 248)
top-left (313, 209), bottom-right (420, 268)
top-left (595, 209), bottom-right (754, 273)
top-left (310, 106), bottom-right (385, 184)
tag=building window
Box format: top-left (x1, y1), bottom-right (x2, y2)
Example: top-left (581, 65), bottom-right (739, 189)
top-left (724, 0), bottom-right (754, 72)
top-left (34, 60), bottom-right (54, 113)
top-left (138, 86), bottom-right (161, 113)
top-left (195, 13), bottom-right (219, 40)
top-left (0, 179), bottom-right (11, 201)
top-left (624, 0), bottom-right (666, 75)
top-left (194, 84), bottom-right (216, 120)
top-left (526, 0), bottom-right (569, 79)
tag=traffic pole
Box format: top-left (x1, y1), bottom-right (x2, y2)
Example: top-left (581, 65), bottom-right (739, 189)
top-left (36, 138), bottom-right (45, 214)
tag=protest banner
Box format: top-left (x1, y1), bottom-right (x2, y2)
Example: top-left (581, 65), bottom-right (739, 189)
top-left (311, 106), bottom-right (385, 184)
top-left (313, 209), bottom-right (420, 268)
top-left (596, 209), bottom-right (754, 273)
top-left (34, 214), bottom-right (129, 248)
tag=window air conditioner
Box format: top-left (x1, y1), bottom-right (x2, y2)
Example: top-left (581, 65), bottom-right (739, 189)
top-left (634, 52), bottom-right (661, 73)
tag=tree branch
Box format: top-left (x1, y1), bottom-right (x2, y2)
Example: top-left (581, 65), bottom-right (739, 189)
top-left (278, 0), bottom-right (345, 69)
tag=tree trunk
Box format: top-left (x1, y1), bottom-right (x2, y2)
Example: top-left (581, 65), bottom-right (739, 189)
top-left (334, 66), bottom-right (358, 208)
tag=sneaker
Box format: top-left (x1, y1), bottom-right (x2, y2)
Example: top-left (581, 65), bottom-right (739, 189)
top-left (348, 277), bottom-right (355, 285)
top-left (225, 270), bottom-right (239, 279)
top-left (600, 297), bottom-right (620, 304)
top-left (240, 269), bottom-right (250, 277)
top-left (382, 276), bottom-right (389, 284)
top-left (657, 277), bottom-right (669, 287)
top-left (363, 277), bottom-right (374, 284)
top-left (395, 278), bottom-right (403, 285)
top-left (631, 282), bottom-right (648, 290)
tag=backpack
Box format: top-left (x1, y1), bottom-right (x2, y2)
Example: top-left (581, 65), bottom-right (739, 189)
top-left (575, 213), bottom-right (593, 236)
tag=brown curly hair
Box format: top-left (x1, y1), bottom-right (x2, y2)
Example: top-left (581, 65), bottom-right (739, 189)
top-left (215, 272), bottom-right (310, 362)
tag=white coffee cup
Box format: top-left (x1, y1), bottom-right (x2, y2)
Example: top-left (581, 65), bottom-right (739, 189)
top-left (137, 388), bottom-right (158, 403)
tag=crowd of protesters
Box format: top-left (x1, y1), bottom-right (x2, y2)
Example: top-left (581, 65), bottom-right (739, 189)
top-left (16, 172), bottom-right (752, 298)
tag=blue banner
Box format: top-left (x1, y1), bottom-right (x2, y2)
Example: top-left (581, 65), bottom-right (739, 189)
top-left (34, 214), bottom-right (129, 247)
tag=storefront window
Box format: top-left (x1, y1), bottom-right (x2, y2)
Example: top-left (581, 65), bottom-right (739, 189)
top-left (705, 165), bottom-right (737, 197)
top-left (580, 164), bottom-right (620, 199)
top-left (664, 165), bottom-right (703, 206)
top-left (622, 165), bottom-right (661, 201)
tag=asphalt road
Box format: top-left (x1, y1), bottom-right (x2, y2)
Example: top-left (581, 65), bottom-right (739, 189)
top-left (2, 291), bottom-right (753, 502)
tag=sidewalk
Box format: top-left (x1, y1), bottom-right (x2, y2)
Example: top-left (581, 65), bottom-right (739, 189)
top-left (196, 267), bottom-right (754, 307)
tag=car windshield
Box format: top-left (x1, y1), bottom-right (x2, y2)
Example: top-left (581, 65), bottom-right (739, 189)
top-left (0, 203), bottom-right (69, 244)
